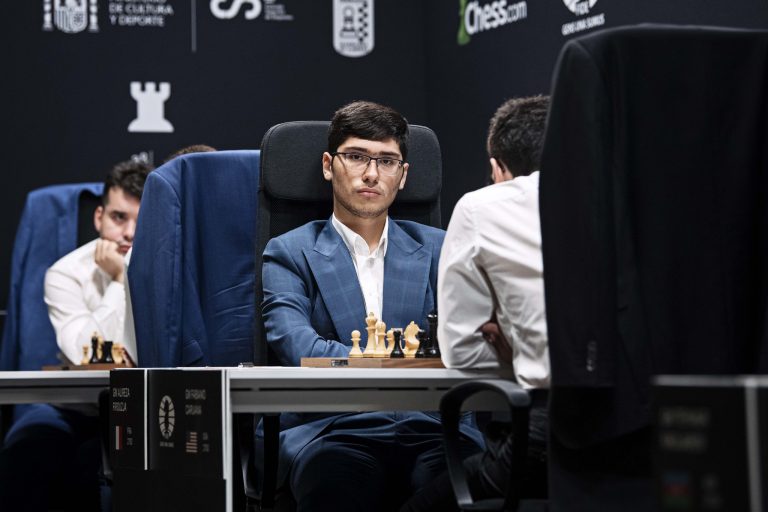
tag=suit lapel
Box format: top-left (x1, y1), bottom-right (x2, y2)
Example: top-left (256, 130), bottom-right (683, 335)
top-left (304, 219), bottom-right (366, 343)
top-left (382, 221), bottom-right (431, 329)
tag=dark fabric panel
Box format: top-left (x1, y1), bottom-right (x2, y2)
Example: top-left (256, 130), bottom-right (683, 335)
top-left (542, 25), bottom-right (768, 443)
top-left (77, 192), bottom-right (101, 247)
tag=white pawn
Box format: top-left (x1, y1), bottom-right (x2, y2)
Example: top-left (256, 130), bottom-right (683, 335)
top-left (349, 330), bottom-right (363, 358)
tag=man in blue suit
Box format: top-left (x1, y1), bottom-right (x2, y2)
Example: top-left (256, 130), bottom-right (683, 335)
top-left (261, 101), bottom-right (483, 511)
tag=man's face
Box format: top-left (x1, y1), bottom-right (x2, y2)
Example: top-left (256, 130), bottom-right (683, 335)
top-left (322, 137), bottom-right (409, 220)
top-left (93, 187), bottom-right (141, 255)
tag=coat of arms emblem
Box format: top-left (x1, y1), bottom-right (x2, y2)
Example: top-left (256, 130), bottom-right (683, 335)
top-left (43, 0), bottom-right (99, 34)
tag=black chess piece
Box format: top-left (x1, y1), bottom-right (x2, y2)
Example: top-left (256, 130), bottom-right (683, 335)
top-left (426, 310), bottom-right (441, 358)
top-left (101, 341), bottom-right (114, 364)
top-left (415, 329), bottom-right (427, 358)
top-left (390, 329), bottom-right (405, 358)
top-left (88, 335), bottom-right (100, 364)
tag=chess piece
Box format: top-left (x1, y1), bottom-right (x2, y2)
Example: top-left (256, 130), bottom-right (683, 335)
top-left (88, 333), bottom-right (100, 364)
top-left (374, 321), bottom-right (387, 358)
top-left (349, 330), bottom-right (363, 358)
top-left (363, 312), bottom-right (377, 357)
top-left (390, 329), bottom-right (405, 358)
top-left (112, 343), bottom-right (125, 365)
top-left (81, 345), bottom-right (90, 366)
top-left (403, 321), bottom-right (420, 358)
top-left (426, 310), bottom-right (441, 358)
top-left (415, 330), bottom-right (427, 358)
top-left (101, 341), bottom-right (114, 364)
top-left (386, 329), bottom-right (395, 355)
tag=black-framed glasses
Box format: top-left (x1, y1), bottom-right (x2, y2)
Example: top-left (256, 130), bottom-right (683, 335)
top-left (332, 152), bottom-right (405, 177)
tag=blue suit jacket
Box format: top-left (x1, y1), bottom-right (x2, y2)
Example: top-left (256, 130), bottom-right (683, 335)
top-left (129, 150), bottom-right (260, 367)
top-left (261, 217), bottom-right (482, 484)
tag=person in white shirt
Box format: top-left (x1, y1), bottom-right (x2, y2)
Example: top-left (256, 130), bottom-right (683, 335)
top-left (0, 160), bottom-right (151, 512)
top-left (45, 160), bottom-right (151, 365)
top-left (402, 95), bottom-right (550, 512)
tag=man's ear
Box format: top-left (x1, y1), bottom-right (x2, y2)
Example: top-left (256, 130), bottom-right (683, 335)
top-left (398, 163), bottom-right (409, 190)
top-left (322, 152), bottom-right (333, 182)
top-left (490, 158), bottom-right (513, 183)
top-left (93, 205), bottom-right (104, 233)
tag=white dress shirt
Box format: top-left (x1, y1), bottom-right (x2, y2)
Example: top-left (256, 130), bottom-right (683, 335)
top-left (331, 214), bottom-right (388, 321)
top-left (122, 247), bottom-right (138, 364)
top-left (44, 238), bottom-right (128, 365)
top-left (438, 172), bottom-right (549, 389)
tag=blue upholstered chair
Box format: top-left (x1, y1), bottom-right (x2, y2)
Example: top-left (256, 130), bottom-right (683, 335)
top-left (128, 150), bottom-right (260, 368)
top-left (0, 182), bottom-right (102, 373)
top-left (127, 150), bottom-right (261, 510)
top-left (0, 182), bottom-right (102, 470)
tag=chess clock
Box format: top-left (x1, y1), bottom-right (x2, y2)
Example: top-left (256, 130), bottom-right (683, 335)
top-left (158, 395), bottom-right (176, 440)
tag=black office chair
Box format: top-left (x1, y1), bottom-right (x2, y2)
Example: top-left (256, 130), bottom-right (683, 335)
top-left (250, 120), bottom-right (443, 510)
top-left (540, 25), bottom-right (768, 511)
top-left (440, 380), bottom-right (546, 512)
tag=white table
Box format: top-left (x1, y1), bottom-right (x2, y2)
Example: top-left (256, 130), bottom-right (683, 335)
top-left (0, 370), bottom-right (109, 405)
top-left (0, 367), bottom-right (512, 411)
top-left (227, 366), bottom-right (513, 413)
top-left (1, 367), bottom-right (514, 512)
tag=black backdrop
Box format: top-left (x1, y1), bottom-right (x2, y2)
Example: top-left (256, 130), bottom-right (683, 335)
top-left (2, 0), bottom-right (768, 312)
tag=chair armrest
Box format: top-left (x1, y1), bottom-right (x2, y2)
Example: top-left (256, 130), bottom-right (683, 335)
top-left (440, 379), bottom-right (531, 511)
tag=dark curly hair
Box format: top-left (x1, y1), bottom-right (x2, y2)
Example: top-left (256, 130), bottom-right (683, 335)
top-left (487, 95), bottom-right (550, 177)
top-left (328, 101), bottom-right (409, 160)
top-left (103, 160), bottom-right (153, 205)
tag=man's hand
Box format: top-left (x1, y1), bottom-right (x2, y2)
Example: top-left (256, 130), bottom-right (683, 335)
top-left (94, 239), bottom-right (125, 283)
top-left (480, 320), bottom-right (513, 365)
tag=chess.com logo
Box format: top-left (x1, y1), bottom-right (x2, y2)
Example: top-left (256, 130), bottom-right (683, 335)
top-left (158, 395), bottom-right (176, 440)
top-left (562, 0), bottom-right (597, 16)
top-left (457, 0), bottom-right (527, 46)
top-left (210, 0), bottom-right (262, 20)
top-left (128, 81), bottom-right (174, 133)
top-left (43, 0), bottom-right (99, 34)
top-left (333, 0), bottom-right (374, 58)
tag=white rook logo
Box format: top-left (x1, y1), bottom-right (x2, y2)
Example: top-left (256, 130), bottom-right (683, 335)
top-left (43, 0), bottom-right (99, 33)
top-left (333, 0), bottom-right (374, 58)
top-left (128, 81), bottom-right (174, 133)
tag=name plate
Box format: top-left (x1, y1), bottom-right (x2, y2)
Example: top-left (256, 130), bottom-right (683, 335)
top-left (301, 357), bottom-right (444, 368)
top-left (654, 376), bottom-right (768, 512)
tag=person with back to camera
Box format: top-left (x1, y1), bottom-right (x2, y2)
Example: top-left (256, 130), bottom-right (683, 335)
top-left (402, 95), bottom-right (551, 511)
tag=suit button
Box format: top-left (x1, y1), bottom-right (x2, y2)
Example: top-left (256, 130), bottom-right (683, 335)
top-left (586, 340), bottom-right (597, 372)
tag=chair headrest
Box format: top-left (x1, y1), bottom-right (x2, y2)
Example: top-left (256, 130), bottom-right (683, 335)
top-left (260, 121), bottom-right (441, 204)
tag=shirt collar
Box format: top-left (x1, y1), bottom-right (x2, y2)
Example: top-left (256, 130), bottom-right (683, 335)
top-left (331, 214), bottom-right (389, 258)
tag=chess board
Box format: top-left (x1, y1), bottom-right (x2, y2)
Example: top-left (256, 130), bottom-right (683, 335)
top-left (301, 357), bottom-right (445, 369)
top-left (42, 363), bottom-right (134, 371)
